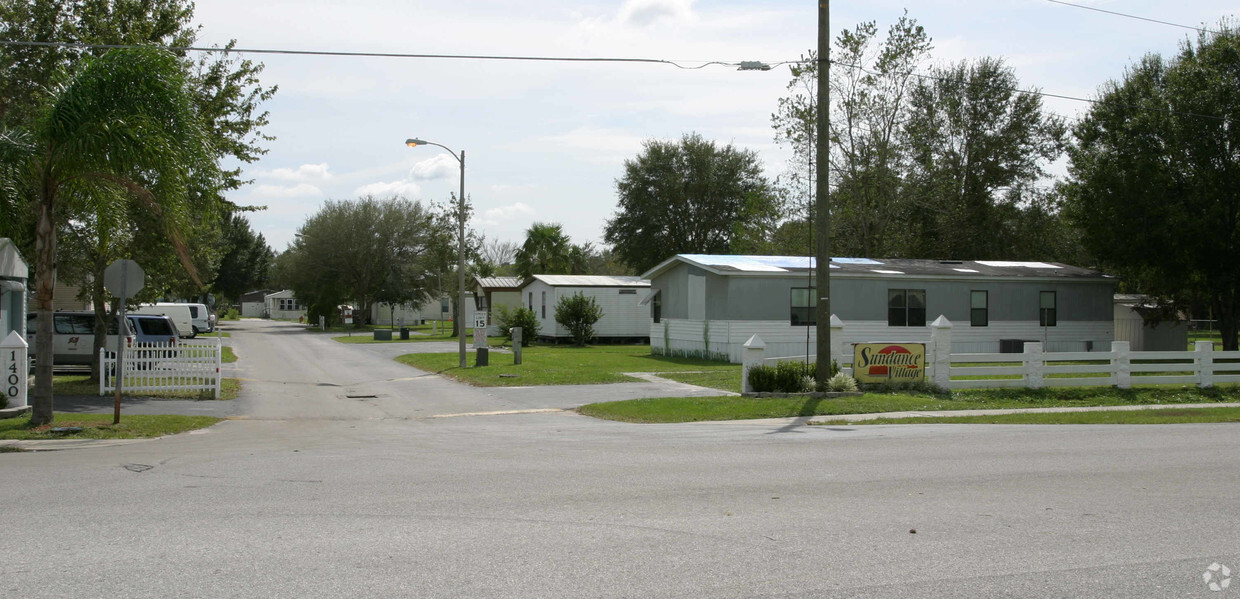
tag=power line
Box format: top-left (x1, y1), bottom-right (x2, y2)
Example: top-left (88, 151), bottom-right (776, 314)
top-left (1044, 0), bottom-right (1222, 35)
top-left (0, 39), bottom-right (755, 70)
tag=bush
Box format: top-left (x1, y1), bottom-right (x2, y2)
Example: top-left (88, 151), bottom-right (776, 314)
top-left (554, 292), bottom-right (604, 346)
top-left (825, 372), bottom-right (859, 392)
top-left (748, 360), bottom-right (843, 393)
top-left (222, 308), bottom-right (240, 321)
top-left (494, 305), bottom-right (539, 346)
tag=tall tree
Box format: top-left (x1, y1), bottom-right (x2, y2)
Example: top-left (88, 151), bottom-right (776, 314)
top-left (604, 132), bottom-right (778, 274)
top-left (771, 13), bottom-right (932, 257)
top-left (212, 213), bottom-right (274, 304)
top-left (902, 57), bottom-right (1067, 259)
top-left (514, 222), bottom-right (573, 278)
top-left (1064, 24), bottom-right (1240, 348)
top-left (283, 196), bottom-right (443, 326)
top-left (0, 46), bottom-right (214, 425)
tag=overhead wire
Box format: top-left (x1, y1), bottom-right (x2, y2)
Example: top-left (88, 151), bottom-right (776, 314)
top-left (1043, 0), bottom-right (1222, 36)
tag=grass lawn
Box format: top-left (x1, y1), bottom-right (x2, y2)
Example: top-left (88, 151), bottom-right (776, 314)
top-left (659, 370), bottom-right (742, 393)
top-left (815, 406), bottom-right (1240, 425)
top-left (396, 344), bottom-right (736, 387)
top-left (198, 331), bottom-right (231, 338)
top-left (51, 375), bottom-right (242, 400)
top-left (222, 346), bottom-right (237, 363)
top-left (0, 413), bottom-right (220, 440)
top-left (578, 385), bottom-right (1240, 423)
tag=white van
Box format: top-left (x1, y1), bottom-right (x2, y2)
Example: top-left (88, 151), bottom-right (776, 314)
top-left (26, 311), bottom-right (136, 366)
top-left (132, 304), bottom-right (194, 338)
top-left (169, 302), bottom-right (212, 335)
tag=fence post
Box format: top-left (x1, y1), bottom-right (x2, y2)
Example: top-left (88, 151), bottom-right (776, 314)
top-left (830, 314), bottom-right (846, 371)
top-left (1024, 342), bottom-right (1044, 389)
top-left (99, 347), bottom-right (106, 396)
top-left (215, 337), bottom-right (222, 400)
top-left (1111, 340), bottom-right (1131, 389)
top-left (929, 315), bottom-right (952, 389)
top-left (512, 327), bottom-right (523, 365)
top-left (1196, 340), bottom-right (1214, 389)
top-left (741, 334), bottom-right (766, 394)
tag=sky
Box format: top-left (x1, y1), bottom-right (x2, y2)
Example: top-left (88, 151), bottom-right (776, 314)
top-left (190, 0), bottom-right (1238, 253)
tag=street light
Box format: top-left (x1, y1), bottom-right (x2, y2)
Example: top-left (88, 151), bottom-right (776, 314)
top-left (406, 137), bottom-right (467, 368)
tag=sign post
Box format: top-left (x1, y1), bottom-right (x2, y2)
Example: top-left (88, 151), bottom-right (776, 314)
top-left (344, 308), bottom-right (353, 337)
top-left (1, 331), bottom-right (27, 411)
top-left (103, 259), bottom-right (144, 424)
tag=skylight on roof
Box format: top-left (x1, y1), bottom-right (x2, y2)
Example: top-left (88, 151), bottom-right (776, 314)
top-left (976, 261), bottom-right (1062, 269)
top-left (834, 257), bottom-right (883, 265)
top-left (953, 268), bottom-right (979, 273)
top-left (872, 269), bottom-right (904, 275)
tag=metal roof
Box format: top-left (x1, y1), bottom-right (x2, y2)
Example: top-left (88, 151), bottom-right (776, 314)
top-left (528, 275), bottom-right (650, 287)
top-left (474, 276), bottom-right (523, 290)
top-left (643, 254), bottom-right (1113, 281)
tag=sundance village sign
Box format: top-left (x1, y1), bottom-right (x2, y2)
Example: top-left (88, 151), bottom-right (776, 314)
top-left (852, 343), bottom-right (926, 384)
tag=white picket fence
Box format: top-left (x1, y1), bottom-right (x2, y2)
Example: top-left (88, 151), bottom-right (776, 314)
top-left (739, 316), bottom-right (1240, 392)
top-left (99, 338), bottom-right (222, 399)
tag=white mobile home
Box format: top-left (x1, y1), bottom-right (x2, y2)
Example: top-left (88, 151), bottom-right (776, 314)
top-left (473, 276), bottom-right (523, 335)
top-left (264, 290), bottom-right (306, 320)
top-left (239, 289), bottom-right (275, 318)
top-left (643, 254), bottom-right (1117, 363)
top-left (519, 275), bottom-right (651, 342)
top-left (371, 294), bottom-right (476, 328)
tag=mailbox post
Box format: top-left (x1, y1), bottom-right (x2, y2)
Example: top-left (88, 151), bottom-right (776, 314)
top-left (1, 238), bottom-right (30, 414)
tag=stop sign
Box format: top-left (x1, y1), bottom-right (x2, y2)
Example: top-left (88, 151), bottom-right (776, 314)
top-left (104, 259), bottom-right (144, 299)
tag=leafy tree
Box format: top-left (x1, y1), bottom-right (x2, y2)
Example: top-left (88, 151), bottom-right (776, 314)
top-left (514, 222), bottom-right (573, 278)
top-left (1064, 24), bottom-right (1240, 348)
top-left (0, 46), bottom-right (214, 425)
top-left (605, 132), bottom-right (778, 273)
top-left (772, 14), bottom-right (932, 257)
top-left (212, 213), bottom-right (274, 304)
top-left (283, 196), bottom-right (443, 327)
top-left (476, 236), bottom-right (518, 277)
top-left (554, 292), bottom-right (603, 346)
top-left (493, 304), bottom-right (539, 346)
top-left (901, 57), bottom-right (1067, 259)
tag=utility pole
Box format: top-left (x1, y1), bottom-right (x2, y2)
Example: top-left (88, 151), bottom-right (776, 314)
top-left (815, 1), bottom-right (832, 384)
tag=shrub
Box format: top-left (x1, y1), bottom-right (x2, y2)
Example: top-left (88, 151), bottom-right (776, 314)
top-left (825, 372), bottom-right (859, 392)
top-left (554, 292), bottom-right (604, 346)
top-left (748, 361), bottom-right (815, 393)
top-left (494, 305), bottom-right (539, 346)
top-left (222, 308), bottom-right (240, 321)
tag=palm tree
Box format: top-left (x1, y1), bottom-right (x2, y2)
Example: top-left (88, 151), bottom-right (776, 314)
top-left (0, 47), bottom-right (212, 425)
top-left (514, 222), bottom-right (573, 279)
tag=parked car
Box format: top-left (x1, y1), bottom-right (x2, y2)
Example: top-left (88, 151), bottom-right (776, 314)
top-left (176, 302), bottom-right (212, 335)
top-left (126, 314), bottom-right (180, 346)
top-left (131, 303), bottom-right (195, 338)
top-left (25, 311), bottom-right (135, 366)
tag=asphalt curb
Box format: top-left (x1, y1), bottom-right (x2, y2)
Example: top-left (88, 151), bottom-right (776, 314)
top-left (807, 401), bottom-right (1240, 423)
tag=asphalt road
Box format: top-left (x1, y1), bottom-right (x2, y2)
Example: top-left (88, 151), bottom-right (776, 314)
top-left (2, 319), bottom-right (1238, 598)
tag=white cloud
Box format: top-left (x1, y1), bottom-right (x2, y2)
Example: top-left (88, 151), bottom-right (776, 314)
top-left (410, 154), bottom-right (461, 181)
top-left (530, 127), bottom-right (647, 165)
top-left (250, 183), bottom-right (325, 199)
top-left (353, 180), bottom-right (423, 198)
top-left (618, 0), bottom-right (695, 26)
top-left (265, 163), bottom-right (333, 182)
top-left (482, 202), bottom-right (536, 226)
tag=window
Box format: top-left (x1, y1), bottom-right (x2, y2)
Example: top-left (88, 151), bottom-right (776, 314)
top-left (439, 297), bottom-right (449, 313)
top-left (970, 291), bottom-right (988, 327)
top-left (652, 292), bottom-right (661, 324)
top-left (1039, 291), bottom-right (1057, 326)
top-left (790, 287), bottom-right (816, 326)
top-left (888, 289), bottom-right (926, 327)
top-left (618, 289), bottom-right (637, 295)
top-left (541, 291), bottom-right (546, 318)
top-left (279, 298), bottom-right (300, 311)
top-left (54, 314), bottom-right (93, 334)
top-left (528, 292), bottom-right (533, 311)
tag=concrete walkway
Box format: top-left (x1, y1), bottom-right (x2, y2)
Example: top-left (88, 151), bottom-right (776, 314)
top-left (808, 401), bottom-right (1240, 423)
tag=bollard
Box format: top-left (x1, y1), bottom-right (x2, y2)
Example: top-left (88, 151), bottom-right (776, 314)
top-left (476, 347), bottom-right (489, 367)
top-left (512, 327), bottom-right (523, 365)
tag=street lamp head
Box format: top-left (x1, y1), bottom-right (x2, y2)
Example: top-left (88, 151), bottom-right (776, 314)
top-left (405, 138), bottom-right (428, 147)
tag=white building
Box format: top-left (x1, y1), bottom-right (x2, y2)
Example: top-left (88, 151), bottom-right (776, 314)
top-left (518, 275), bottom-right (651, 342)
top-left (264, 290), bottom-right (306, 320)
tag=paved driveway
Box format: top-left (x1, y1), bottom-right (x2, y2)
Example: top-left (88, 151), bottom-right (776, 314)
top-left (2, 319), bottom-right (1237, 598)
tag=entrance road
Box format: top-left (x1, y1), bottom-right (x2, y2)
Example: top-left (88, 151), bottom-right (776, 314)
top-left (2, 319), bottom-right (1238, 598)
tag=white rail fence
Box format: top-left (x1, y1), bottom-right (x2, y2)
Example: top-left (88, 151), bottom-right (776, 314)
top-left (740, 316), bottom-right (1239, 392)
top-left (99, 338), bottom-right (222, 399)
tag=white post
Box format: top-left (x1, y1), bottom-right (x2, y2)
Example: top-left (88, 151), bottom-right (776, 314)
top-left (1025, 342), bottom-right (1044, 389)
top-left (1, 331), bottom-right (28, 409)
top-left (929, 315), bottom-right (953, 389)
top-left (1111, 340), bottom-right (1131, 389)
top-left (99, 347), bottom-right (106, 396)
top-left (829, 314), bottom-right (845, 372)
top-left (742, 334), bottom-right (766, 394)
top-left (1196, 340), bottom-right (1214, 389)
top-left (215, 337), bottom-right (222, 400)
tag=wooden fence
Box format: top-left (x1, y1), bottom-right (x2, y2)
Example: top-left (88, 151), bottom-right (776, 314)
top-left (99, 338), bottom-right (222, 399)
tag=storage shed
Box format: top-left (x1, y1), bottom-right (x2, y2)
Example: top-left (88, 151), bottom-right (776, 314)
top-left (642, 254), bottom-right (1117, 362)
top-left (1113, 294), bottom-right (1187, 351)
top-left (239, 289), bottom-right (275, 318)
top-left (518, 275), bottom-right (651, 342)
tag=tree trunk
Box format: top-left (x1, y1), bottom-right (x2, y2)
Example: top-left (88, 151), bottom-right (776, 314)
top-left (31, 195), bottom-right (56, 426)
top-left (1216, 295), bottom-right (1239, 351)
top-left (88, 265), bottom-right (109, 383)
